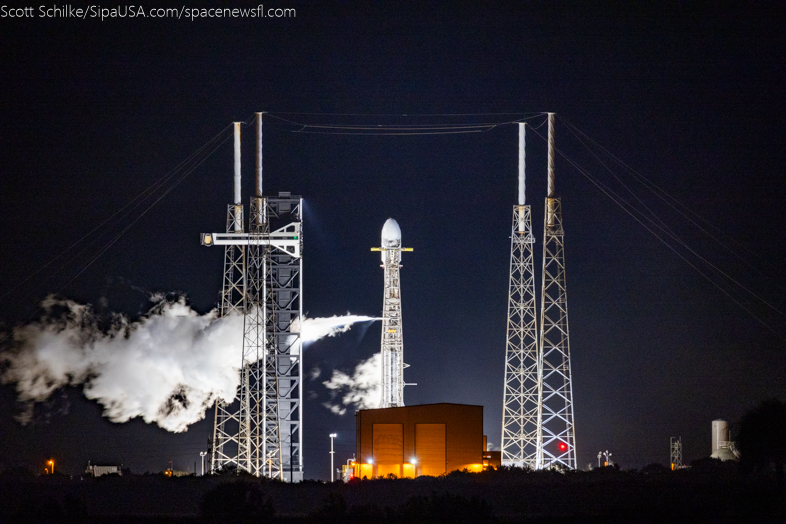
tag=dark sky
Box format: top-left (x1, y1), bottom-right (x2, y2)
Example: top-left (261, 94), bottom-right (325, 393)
top-left (0, 1), bottom-right (784, 479)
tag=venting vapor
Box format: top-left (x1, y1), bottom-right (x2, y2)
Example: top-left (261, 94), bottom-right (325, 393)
top-left (0, 295), bottom-right (376, 432)
top-left (297, 314), bottom-right (381, 343)
top-left (322, 352), bottom-right (382, 415)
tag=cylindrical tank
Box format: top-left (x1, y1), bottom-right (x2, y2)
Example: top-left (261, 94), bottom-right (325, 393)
top-left (711, 419), bottom-right (728, 453)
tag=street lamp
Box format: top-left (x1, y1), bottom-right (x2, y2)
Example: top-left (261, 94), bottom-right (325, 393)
top-left (597, 452), bottom-right (602, 468)
top-left (199, 451), bottom-right (207, 476)
top-left (329, 433), bottom-right (337, 482)
top-left (603, 450), bottom-right (612, 467)
top-left (48, 460), bottom-right (54, 475)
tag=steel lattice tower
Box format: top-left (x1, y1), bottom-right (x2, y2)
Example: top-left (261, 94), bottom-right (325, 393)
top-left (537, 113), bottom-right (577, 469)
top-left (239, 194), bottom-right (275, 476)
top-left (372, 219), bottom-right (412, 408)
top-left (211, 123), bottom-right (246, 473)
top-left (501, 123), bottom-right (541, 468)
top-left (202, 115), bottom-right (303, 480)
top-left (670, 437), bottom-right (683, 470)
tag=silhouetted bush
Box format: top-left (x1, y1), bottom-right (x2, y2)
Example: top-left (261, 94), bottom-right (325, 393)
top-left (641, 463), bottom-right (671, 475)
top-left (0, 466), bottom-right (35, 482)
top-left (736, 398), bottom-right (786, 485)
top-left (309, 492), bottom-right (348, 521)
top-left (398, 491), bottom-right (496, 524)
top-left (200, 480), bottom-right (275, 523)
top-left (347, 502), bottom-right (393, 523)
top-left (63, 492), bottom-right (88, 518)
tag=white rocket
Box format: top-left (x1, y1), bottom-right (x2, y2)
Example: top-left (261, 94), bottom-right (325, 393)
top-left (372, 218), bottom-right (413, 408)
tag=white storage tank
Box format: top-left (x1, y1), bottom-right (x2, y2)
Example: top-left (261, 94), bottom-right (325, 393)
top-left (710, 419), bottom-right (736, 461)
top-left (711, 419), bottom-right (728, 453)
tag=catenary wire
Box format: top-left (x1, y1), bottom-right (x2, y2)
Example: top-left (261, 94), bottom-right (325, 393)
top-left (0, 124), bottom-right (234, 303)
top-left (556, 119), bottom-right (785, 318)
top-left (558, 115), bottom-right (783, 283)
top-left (527, 125), bottom-right (785, 341)
top-left (0, 125), bottom-right (234, 346)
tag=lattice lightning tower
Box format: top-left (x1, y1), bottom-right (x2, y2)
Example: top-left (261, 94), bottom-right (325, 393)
top-left (501, 123), bottom-right (541, 468)
top-left (537, 113), bottom-right (577, 469)
top-left (372, 219), bottom-right (413, 408)
top-left (201, 114), bottom-right (304, 480)
top-left (210, 122), bottom-right (246, 473)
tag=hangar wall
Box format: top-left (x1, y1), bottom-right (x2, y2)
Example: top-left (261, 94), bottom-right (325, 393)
top-left (354, 403), bottom-right (485, 478)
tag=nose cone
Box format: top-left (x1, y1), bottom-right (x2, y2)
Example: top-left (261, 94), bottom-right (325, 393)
top-left (381, 218), bottom-right (402, 246)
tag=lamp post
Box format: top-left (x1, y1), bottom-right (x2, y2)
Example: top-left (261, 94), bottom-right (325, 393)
top-left (597, 452), bottom-right (602, 468)
top-left (199, 451), bottom-right (207, 476)
top-left (48, 460), bottom-right (54, 475)
top-left (603, 450), bottom-right (612, 467)
top-left (329, 433), bottom-right (337, 482)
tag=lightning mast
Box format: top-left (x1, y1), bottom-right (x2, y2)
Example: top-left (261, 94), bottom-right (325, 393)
top-left (372, 219), bottom-right (413, 408)
top-left (239, 113), bottom-right (275, 476)
top-left (537, 113), bottom-right (577, 469)
top-left (201, 114), bottom-right (304, 480)
top-left (210, 122), bottom-right (246, 472)
top-left (501, 123), bottom-right (540, 468)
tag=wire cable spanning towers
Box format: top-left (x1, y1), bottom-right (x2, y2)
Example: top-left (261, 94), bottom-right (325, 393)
top-left (501, 113), bottom-right (577, 470)
top-left (201, 113), bottom-right (304, 481)
top-left (371, 219), bottom-right (413, 408)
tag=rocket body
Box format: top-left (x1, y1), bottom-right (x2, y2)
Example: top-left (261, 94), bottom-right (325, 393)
top-left (377, 218), bottom-right (407, 408)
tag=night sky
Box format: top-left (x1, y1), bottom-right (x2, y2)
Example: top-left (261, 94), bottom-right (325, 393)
top-left (1, 1), bottom-right (784, 480)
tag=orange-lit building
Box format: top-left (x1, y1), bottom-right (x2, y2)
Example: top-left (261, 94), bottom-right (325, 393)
top-left (354, 403), bottom-right (488, 478)
top-left (482, 437), bottom-right (502, 470)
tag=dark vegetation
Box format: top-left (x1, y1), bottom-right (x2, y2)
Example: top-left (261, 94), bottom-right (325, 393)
top-left (736, 398), bottom-right (786, 486)
top-left (0, 462), bottom-right (783, 523)
top-left (1, 400), bottom-right (783, 523)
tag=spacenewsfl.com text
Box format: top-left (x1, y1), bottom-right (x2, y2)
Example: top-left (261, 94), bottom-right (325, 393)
top-left (1, 5), bottom-right (296, 21)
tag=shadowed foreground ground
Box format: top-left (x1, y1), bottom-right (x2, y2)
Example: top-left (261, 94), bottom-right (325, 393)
top-left (1, 461), bottom-right (784, 523)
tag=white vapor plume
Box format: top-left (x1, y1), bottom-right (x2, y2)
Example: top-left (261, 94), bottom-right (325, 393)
top-left (322, 352), bottom-right (381, 415)
top-left (297, 314), bottom-right (380, 343)
top-left (0, 296), bottom-right (243, 432)
top-left (0, 298), bottom-right (379, 431)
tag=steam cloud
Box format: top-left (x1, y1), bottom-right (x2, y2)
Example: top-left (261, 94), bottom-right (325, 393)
top-left (296, 314), bottom-right (380, 343)
top-left (322, 352), bottom-right (382, 415)
top-left (0, 296), bottom-right (242, 432)
top-left (0, 296), bottom-right (376, 432)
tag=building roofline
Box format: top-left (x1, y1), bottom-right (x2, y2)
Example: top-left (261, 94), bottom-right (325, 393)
top-left (355, 402), bottom-right (483, 414)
